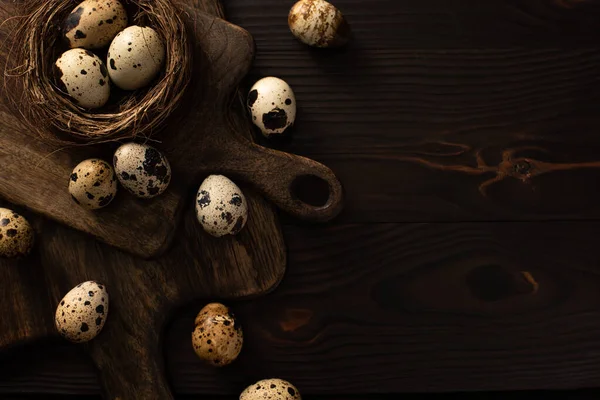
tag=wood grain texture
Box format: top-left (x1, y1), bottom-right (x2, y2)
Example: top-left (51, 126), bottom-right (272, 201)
top-left (4, 222), bottom-right (600, 395)
top-left (4, 0), bottom-right (600, 397)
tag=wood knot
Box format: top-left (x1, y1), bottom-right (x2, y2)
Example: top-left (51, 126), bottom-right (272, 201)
top-left (466, 265), bottom-right (538, 302)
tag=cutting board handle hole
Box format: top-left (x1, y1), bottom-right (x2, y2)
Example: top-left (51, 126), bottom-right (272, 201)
top-left (291, 175), bottom-right (331, 207)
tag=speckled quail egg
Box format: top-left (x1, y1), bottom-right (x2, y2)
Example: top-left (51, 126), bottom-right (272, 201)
top-left (240, 378), bottom-right (302, 400)
top-left (288, 0), bottom-right (351, 48)
top-left (107, 26), bottom-right (165, 90)
top-left (54, 48), bottom-right (110, 109)
top-left (113, 143), bottom-right (171, 199)
top-left (0, 208), bottom-right (34, 258)
top-left (63, 0), bottom-right (128, 50)
top-left (55, 281), bottom-right (109, 343)
top-left (248, 77), bottom-right (296, 137)
top-left (196, 175), bottom-right (248, 237)
top-left (69, 159), bottom-right (117, 210)
top-left (192, 303), bottom-right (243, 367)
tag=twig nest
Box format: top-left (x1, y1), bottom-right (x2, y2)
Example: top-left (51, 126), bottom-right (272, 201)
top-left (113, 143), bottom-right (171, 199)
top-left (69, 159), bottom-right (117, 209)
top-left (192, 303), bottom-right (243, 367)
top-left (0, 208), bottom-right (34, 258)
top-left (248, 77), bottom-right (296, 137)
top-left (55, 281), bottom-right (109, 343)
top-left (196, 175), bottom-right (248, 237)
top-left (63, 0), bottom-right (128, 49)
top-left (54, 49), bottom-right (110, 109)
top-left (6, 0), bottom-right (191, 143)
top-left (288, 0), bottom-right (351, 48)
top-left (107, 26), bottom-right (166, 90)
top-left (241, 379), bottom-right (302, 400)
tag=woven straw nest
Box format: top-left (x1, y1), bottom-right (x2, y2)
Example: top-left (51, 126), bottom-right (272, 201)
top-left (4, 0), bottom-right (191, 144)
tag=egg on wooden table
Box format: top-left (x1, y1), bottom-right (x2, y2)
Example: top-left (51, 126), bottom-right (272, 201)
top-left (107, 26), bottom-right (165, 90)
top-left (288, 0), bottom-right (351, 48)
top-left (63, 0), bottom-right (128, 49)
top-left (192, 303), bottom-right (243, 367)
top-left (113, 143), bottom-right (171, 199)
top-left (69, 159), bottom-right (117, 210)
top-left (0, 208), bottom-right (34, 258)
top-left (196, 175), bottom-right (248, 237)
top-left (247, 77), bottom-right (296, 137)
top-left (54, 48), bottom-right (110, 109)
top-left (55, 281), bottom-right (109, 343)
top-left (240, 378), bottom-right (302, 400)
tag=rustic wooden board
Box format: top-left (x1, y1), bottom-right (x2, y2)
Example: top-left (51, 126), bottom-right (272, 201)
top-left (0, 0), bottom-right (343, 258)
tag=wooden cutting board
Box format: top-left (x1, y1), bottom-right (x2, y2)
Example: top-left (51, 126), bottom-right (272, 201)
top-left (0, 0), bottom-right (344, 259)
top-left (0, 0), bottom-right (343, 399)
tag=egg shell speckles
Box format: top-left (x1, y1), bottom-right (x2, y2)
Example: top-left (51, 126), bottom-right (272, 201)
top-left (196, 175), bottom-right (248, 237)
top-left (0, 208), bottom-right (34, 258)
top-left (288, 0), bottom-right (350, 48)
top-left (240, 378), bottom-right (302, 400)
top-left (107, 26), bottom-right (165, 90)
top-left (69, 159), bottom-right (117, 210)
top-left (113, 143), bottom-right (171, 199)
top-left (63, 0), bottom-right (128, 50)
top-left (54, 48), bottom-right (110, 109)
top-left (55, 281), bottom-right (109, 343)
top-left (192, 303), bottom-right (243, 367)
top-left (248, 77), bottom-right (296, 137)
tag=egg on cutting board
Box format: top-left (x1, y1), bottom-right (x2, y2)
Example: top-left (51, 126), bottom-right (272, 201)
top-left (55, 281), bottom-right (109, 343)
top-left (69, 159), bottom-right (117, 210)
top-left (240, 378), bottom-right (302, 400)
top-left (247, 77), bottom-right (296, 137)
top-left (0, 208), bottom-right (34, 258)
top-left (113, 143), bottom-right (171, 199)
top-left (63, 0), bottom-right (128, 49)
top-left (192, 303), bottom-right (243, 367)
top-left (195, 175), bottom-right (248, 237)
top-left (54, 48), bottom-right (110, 109)
top-left (107, 26), bottom-right (165, 90)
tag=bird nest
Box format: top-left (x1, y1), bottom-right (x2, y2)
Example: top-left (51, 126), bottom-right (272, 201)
top-left (3, 0), bottom-right (191, 144)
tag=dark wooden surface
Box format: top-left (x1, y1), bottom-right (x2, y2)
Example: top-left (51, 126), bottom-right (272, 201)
top-left (4, 0), bottom-right (600, 398)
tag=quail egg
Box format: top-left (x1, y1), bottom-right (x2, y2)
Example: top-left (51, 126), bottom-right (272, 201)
top-left (55, 281), bottom-right (109, 343)
top-left (289, 0), bottom-right (351, 48)
top-left (192, 303), bottom-right (243, 367)
top-left (196, 175), bottom-right (248, 237)
top-left (54, 48), bottom-right (110, 109)
top-left (113, 143), bottom-right (171, 199)
top-left (107, 26), bottom-right (165, 90)
top-left (248, 77), bottom-right (296, 137)
top-left (69, 159), bottom-right (117, 210)
top-left (63, 0), bottom-right (128, 49)
top-left (240, 378), bottom-right (301, 400)
top-left (0, 208), bottom-right (34, 258)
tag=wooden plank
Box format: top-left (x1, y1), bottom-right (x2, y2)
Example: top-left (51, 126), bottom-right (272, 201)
top-left (4, 222), bottom-right (600, 395)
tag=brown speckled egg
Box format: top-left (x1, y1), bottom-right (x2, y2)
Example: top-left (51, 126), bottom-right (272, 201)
top-left (113, 143), bottom-right (171, 199)
top-left (55, 281), bottom-right (109, 343)
top-left (240, 378), bottom-right (302, 400)
top-left (69, 159), bottom-right (117, 210)
top-left (288, 0), bottom-right (350, 48)
top-left (196, 175), bottom-right (248, 237)
top-left (54, 48), bottom-right (110, 109)
top-left (248, 77), bottom-right (296, 137)
top-left (107, 26), bottom-right (165, 90)
top-left (192, 303), bottom-right (243, 367)
top-left (63, 0), bottom-right (128, 50)
top-left (0, 208), bottom-right (34, 258)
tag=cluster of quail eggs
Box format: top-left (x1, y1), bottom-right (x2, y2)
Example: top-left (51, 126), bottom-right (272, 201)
top-left (68, 142), bottom-right (172, 210)
top-left (54, 0), bottom-right (166, 109)
top-left (247, 0), bottom-right (350, 139)
top-left (191, 302), bottom-right (302, 399)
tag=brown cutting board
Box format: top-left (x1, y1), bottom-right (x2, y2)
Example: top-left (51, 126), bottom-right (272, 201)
top-left (0, 0), bottom-right (343, 259)
top-left (0, 0), bottom-right (342, 399)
